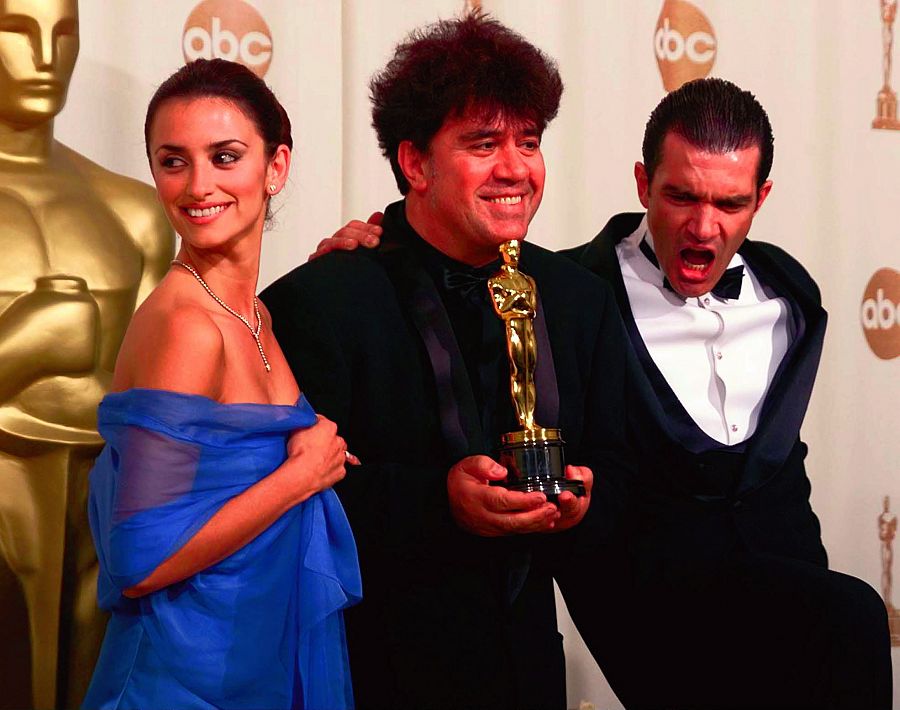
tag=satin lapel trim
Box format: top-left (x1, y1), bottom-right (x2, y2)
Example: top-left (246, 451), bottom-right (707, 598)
top-left (737, 242), bottom-right (827, 495)
top-left (579, 214), bottom-right (640, 312)
top-left (383, 246), bottom-right (485, 460)
top-left (581, 214), bottom-right (684, 441)
top-left (533, 295), bottom-right (560, 428)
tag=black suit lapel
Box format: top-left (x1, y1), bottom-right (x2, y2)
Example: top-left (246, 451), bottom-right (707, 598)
top-left (578, 216), bottom-right (650, 376)
top-left (532, 296), bottom-right (560, 428)
top-left (580, 216), bottom-right (828, 497)
top-left (737, 241), bottom-right (827, 495)
top-left (381, 207), bottom-right (541, 606)
top-left (579, 214), bottom-right (690, 444)
top-left (379, 211), bottom-right (486, 461)
top-left (577, 213), bottom-right (642, 311)
top-left (519, 248), bottom-right (562, 429)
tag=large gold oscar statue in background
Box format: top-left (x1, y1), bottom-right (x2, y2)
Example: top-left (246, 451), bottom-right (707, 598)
top-left (0, 1), bottom-right (174, 707)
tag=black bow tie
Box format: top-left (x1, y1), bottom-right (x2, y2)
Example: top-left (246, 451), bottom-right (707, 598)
top-left (442, 265), bottom-right (497, 305)
top-left (639, 237), bottom-right (743, 300)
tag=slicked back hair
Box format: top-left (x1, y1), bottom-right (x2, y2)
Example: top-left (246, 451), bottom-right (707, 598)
top-left (642, 78), bottom-right (774, 191)
top-left (145, 58), bottom-right (292, 162)
top-left (370, 11), bottom-right (563, 194)
top-left (144, 59), bottom-right (292, 224)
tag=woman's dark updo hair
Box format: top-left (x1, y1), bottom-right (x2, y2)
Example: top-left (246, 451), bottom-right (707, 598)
top-left (144, 58), bottom-right (292, 160)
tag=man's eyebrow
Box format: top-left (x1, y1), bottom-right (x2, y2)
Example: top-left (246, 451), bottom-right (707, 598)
top-left (660, 185), bottom-right (697, 198)
top-left (458, 125), bottom-right (541, 142)
top-left (659, 185), bottom-right (755, 205)
top-left (716, 196), bottom-right (754, 207)
top-left (458, 128), bottom-right (503, 141)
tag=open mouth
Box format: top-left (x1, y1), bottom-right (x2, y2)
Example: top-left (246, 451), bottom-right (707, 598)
top-left (679, 247), bottom-right (715, 274)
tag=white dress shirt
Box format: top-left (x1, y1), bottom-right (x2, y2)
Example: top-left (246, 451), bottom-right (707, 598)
top-left (616, 216), bottom-right (793, 445)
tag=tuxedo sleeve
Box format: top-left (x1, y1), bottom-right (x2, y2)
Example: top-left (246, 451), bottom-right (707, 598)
top-left (534, 278), bottom-right (636, 582)
top-left (578, 284), bottom-right (635, 547)
top-left (548, 288), bottom-right (638, 688)
top-left (261, 271), bottom-right (462, 555)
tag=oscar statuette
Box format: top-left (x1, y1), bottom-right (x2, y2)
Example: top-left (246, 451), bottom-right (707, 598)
top-left (877, 496), bottom-right (900, 645)
top-left (487, 241), bottom-right (584, 503)
top-left (874, 0), bottom-right (900, 129)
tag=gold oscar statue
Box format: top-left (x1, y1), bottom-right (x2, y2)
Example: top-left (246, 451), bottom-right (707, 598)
top-left (0, 1), bottom-right (174, 707)
top-left (877, 496), bottom-right (900, 645)
top-left (487, 241), bottom-right (583, 501)
top-left (874, 0), bottom-right (900, 129)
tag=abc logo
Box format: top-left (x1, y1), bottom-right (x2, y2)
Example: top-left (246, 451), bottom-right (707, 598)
top-left (183, 0), bottom-right (273, 78)
top-left (860, 268), bottom-right (900, 360)
top-left (654, 0), bottom-right (717, 92)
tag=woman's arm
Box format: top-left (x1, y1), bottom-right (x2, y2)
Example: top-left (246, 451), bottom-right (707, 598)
top-left (123, 415), bottom-right (347, 597)
top-left (115, 302), bottom-right (349, 597)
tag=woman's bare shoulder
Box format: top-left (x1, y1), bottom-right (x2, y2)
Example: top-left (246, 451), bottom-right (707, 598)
top-left (113, 284), bottom-right (226, 398)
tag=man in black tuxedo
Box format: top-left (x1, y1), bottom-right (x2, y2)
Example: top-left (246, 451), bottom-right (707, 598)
top-left (554, 78), bottom-right (891, 709)
top-left (320, 78), bottom-right (892, 708)
top-left (261, 14), bottom-right (632, 710)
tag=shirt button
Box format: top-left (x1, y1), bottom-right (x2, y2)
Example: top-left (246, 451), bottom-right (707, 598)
top-left (731, 424), bottom-right (739, 433)
top-left (716, 351), bottom-right (723, 360)
top-left (703, 297), bottom-right (711, 305)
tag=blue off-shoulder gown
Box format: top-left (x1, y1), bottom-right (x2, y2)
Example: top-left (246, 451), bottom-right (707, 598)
top-left (83, 389), bottom-right (361, 710)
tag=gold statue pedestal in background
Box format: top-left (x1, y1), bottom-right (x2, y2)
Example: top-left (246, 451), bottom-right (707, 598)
top-left (488, 241), bottom-right (584, 503)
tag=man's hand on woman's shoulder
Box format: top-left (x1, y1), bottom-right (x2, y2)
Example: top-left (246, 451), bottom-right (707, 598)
top-left (308, 211), bottom-right (383, 261)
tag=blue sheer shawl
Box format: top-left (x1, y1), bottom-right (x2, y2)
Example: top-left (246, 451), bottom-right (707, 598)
top-left (84, 388), bottom-right (361, 710)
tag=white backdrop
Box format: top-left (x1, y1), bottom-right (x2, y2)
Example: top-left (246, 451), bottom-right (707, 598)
top-left (56, 2), bottom-right (900, 707)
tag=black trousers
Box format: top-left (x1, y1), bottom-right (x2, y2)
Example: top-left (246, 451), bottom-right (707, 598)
top-left (565, 552), bottom-right (891, 709)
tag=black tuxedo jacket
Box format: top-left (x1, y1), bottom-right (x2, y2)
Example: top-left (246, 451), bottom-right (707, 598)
top-left (261, 202), bottom-right (633, 710)
top-left (559, 212), bottom-right (828, 575)
top-left (555, 212), bottom-right (831, 704)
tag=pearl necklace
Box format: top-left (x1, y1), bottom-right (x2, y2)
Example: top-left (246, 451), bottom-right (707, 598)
top-left (171, 259), bottom-right (271, 372)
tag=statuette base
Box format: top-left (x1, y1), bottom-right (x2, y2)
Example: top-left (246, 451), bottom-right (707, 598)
top-left (494, 428), bottom-right (584, 504)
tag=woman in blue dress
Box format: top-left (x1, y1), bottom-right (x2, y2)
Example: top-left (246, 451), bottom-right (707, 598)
top-left (83, 58), bottom-right (361, 710)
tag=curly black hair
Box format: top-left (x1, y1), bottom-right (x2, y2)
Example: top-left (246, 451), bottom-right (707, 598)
top-left (370, 12), bottom-right (563, 194)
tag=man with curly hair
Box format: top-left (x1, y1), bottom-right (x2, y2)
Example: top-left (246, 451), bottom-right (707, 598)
top-left (312, 69), bottom-right (893, 706)
top-left (262, 13), bottom-right (633, 710)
